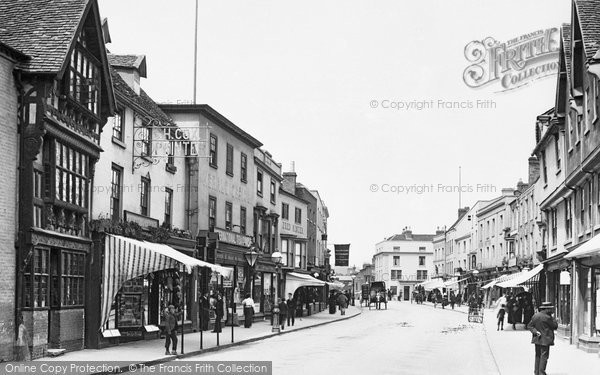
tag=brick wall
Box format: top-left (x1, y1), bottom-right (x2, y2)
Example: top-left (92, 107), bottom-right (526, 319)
top-left (23, 310), bottom-right (49, 359)
top-left (0, 55), bottom-right (18, 361)
top-left (50, 309), bottom-right (85, 352)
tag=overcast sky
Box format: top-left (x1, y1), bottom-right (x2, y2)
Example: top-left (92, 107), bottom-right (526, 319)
top-left (99, 0), bottom-right (571, 267)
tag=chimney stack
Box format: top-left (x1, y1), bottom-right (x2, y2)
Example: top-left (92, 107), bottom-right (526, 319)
top-left (458, 207), bottom-right (470, 220)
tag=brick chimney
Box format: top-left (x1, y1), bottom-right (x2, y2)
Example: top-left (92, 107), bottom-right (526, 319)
top-left (436, 227), bottom-right (445, 235)
top-left (528, 156), bottom-right (540, 185)
top-left (516, 179), bottom-right (529, 193)
top-left (403, 227), bottom-right (412, 239)
top-left (282, 172), bottom-right (297, 195)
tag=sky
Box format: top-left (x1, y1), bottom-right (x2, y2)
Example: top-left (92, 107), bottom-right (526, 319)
top-left (99, 0), bottom-right (572, 267)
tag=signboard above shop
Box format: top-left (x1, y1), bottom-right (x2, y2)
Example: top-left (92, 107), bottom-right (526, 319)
top-left (334, 244), bottom-right (350, 266)
top-left (214, 227), bottom-right (253, 247)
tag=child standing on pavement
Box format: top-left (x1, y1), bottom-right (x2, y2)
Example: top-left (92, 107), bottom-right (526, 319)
top-left (497, 304), bottom-right (506, 331)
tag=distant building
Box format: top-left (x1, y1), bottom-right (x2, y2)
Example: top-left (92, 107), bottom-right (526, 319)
top-left (373, 228), bottom-right (434, 301)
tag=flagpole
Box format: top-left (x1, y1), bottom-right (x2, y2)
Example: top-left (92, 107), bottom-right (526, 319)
top-left (193, 0), bottom-right (198, 104)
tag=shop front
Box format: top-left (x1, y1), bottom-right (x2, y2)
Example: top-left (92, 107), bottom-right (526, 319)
top-left (86, 233), bottom-right (231, 349)
top-left (564, 239), bottom-right (600, 353)
top-left (543, 251), bottom-right (571, 339)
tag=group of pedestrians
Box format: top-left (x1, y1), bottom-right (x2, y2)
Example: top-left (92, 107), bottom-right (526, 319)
top-left (328, 290), bottom-right (352, 315)
top-left (503, 292), bottom-right (535, 330)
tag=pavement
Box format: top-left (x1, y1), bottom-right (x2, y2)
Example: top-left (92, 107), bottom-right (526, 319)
top-left (418, 300), bottom-right (599, 374)
top-left (32, 306), bottom-right (361, 373)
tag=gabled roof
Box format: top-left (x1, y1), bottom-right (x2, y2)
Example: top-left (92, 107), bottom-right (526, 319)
top-left (574, 0), bottom-right (600, 61)
top-left (111, 68), bottom-right (174, 126)
top-left (0, 0), bottom-right (88, 73)
top-left (108, 54), bottom-right (147, 78)
top-left (385, 233), bottom-right (435, 242)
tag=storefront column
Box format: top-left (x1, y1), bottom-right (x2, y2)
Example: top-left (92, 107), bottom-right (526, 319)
top-left (572, 260), bottom-right (582, 346)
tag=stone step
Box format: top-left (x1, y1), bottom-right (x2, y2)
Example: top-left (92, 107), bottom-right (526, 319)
top-left (46, 348), bottom-right (66, 357)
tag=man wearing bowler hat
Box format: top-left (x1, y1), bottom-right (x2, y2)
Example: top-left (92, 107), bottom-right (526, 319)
top-left (527, 302), bottom-right (558, 375)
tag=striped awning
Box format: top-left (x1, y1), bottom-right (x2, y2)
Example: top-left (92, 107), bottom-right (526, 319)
top-left (100, 234), bottom-right (232, 331)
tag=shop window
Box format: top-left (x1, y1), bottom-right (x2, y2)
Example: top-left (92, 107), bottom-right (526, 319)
top-left (294, 242), bottom-right (301, 268)
top-left (281, 240), bottom-right (290, 266)
top-left (61, 251), bottom-right (85, 306)
top-left (24, 248), bottom-right (49, 308)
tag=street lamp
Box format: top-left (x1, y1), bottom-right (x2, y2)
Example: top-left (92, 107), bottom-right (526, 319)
top-left (271, 251), bottom-right (283, 333)
top-left (351, 275), bottom-right (356, 306)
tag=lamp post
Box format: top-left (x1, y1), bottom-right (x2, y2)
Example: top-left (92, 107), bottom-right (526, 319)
top-left (351, 275), bottom-right (356, 306)
top-left (271, 251), bottom-right (283, 332)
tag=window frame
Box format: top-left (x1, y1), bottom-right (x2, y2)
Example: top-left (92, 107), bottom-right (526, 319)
top-left (226, 143), bottom-right (234, 176)
top-left (164, 188), bottom-right (173, 227)
top-left (140, 176), bottom-right (150, 216)
top-left (257, 170), bottom-right (263, 196)
top-left (294, 207), bottom-right (302, 224)
top-left (110, 164), bottom-right (123, 222)
top-left (209, 133), bottom-right (218, 168)
top-left (282, 203), bottom-right (289, 220)
top-left (208, 196), bottom-right (217, 230)
top-left (112, 109), bottom-right (124, 142)
top-left (225, 201), bottom-right (233, 230)
top-left (240, 152), bottom-right (247, 183)
top-left (240, 206), bottom-right (247, 235)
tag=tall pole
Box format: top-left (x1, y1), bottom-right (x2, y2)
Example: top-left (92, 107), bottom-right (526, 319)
top-left (459, 166), bottom-right (462, 210)
top-left (193, 0), bottom-right (198, 104)
top-left (443, 226), bottom-right (447, 279)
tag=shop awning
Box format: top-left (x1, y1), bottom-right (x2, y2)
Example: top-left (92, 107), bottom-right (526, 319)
top-left (420, 278), bottom-right (445, 291)
top-left (284, 272), bottom-right (327, 296)
top-left (100, 234), bottom-right (232, 331)
top-left (444, 276), bottom-right (470, 289)
top-left (326, 281), bottom-right (345, 290)
top-left (565, 233), bottom-right (600, 259)
top-left (482, 272), bottom-right (522, 289)
top-left (496, 264), bottom-right (544, 288)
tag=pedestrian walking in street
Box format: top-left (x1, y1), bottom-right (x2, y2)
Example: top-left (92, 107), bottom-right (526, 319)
top-left (337, 291), bottom-right (348, 315)
top-left (328, 291), bottom-right (337, 314)
top-left (199, 291), bottom-right (210, 331)
top-left (278, 297), bottom-right (288, 330)
top-left (450, 291), bottom-right (456, 310)
top-left (286, 293), bottom-right (297, 326)
top-left (212, 293), bottom-right (224, 333)
top-left (163, 305), bottom-right (178, 355)
top-left (241, 293), bottom-right (255, 328)
top-left (527, 302), bottom-right (558, 375)
top-left (497, 304), bottom-right (506, 330)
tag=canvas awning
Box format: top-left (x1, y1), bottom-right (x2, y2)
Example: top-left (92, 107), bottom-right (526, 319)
top-left (444, 276), bottom-right (470, 289)
top-left (100, 234), bottom-right (232, 331)
top-left (496, 264), bottom-right (544, 288)
top-left (482, 272), bottom-right (521, 289)
top-left (420, 278), bottom-right (445, 291)
top-left (284, 272), bottom-right (327, 296)
top-left (564, 233), bottom-right (600, 259)
top-left (326, 281), bottom-right (345, 290)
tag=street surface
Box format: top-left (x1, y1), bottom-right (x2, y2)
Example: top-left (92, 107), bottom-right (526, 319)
top-left (189, 302), bottom-right (499, 375)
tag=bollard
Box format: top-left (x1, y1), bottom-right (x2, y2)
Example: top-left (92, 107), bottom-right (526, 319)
top-left (271, 306), bottom-right (280, 333)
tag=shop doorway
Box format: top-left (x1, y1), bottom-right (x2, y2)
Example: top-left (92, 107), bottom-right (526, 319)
top-left (404, 286), bottom-right (410, 301)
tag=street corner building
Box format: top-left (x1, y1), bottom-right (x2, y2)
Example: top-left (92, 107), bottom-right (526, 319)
top-left (0, 0), bottom-right (116, 359)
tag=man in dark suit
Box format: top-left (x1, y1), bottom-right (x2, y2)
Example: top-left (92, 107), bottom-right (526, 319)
top-left (278, 297), bottom-right (288, 330)
top-left (527, 302), bottom-right (558, 375)
top-left (286, 293), bottom-right (297, 326)
top-left (199, 292), bottom-right (210, 331)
